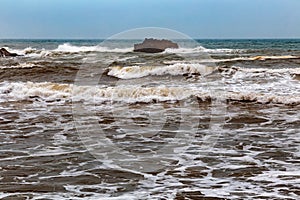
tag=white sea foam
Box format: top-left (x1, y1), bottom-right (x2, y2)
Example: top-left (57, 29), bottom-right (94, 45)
top-left (202, 48), bottom-right (244, 54)
top-left (248, 55), bottom-right (299, 60)
top-left (220, 66), bottom-right (300, 76)
top-left (237, 66), bottom-right (300, 75)
top-left (225, 92), bottom-right (300, 105)
top-left (0, 82), bottom-right (193, 103)
top-left (108, 64), bottom-right (216, 79)
top-left (206, 55), bottom-right (300, 63)
top-left (0, 63), bottom-right (35, 69)
top-left (164, 46), bottom-right (243, 54)
top-left (164, 46), bottom-right (206, 54)
top-left (0, 81), bottom-right (299, 105)
top-left (54, 43), bottom-right (133, 53)
top-left (4, 43), bottom-right (133, 57)
top-left (162, 55), bottom-right (300, 65)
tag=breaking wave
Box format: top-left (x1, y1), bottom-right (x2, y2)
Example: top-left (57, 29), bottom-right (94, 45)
top-left (0, 82), bottom-right (192, 103)
top-left (164, 46), bottom-right (245, 54)
top-left (108, 64), bottom-right (216, 79)
top-left (0, 63), bottom-right (35, 69)
top-left (107, 63), bottom-right (300, 80)
top-left (215, 55), bottom-right (300, 63)
top-left (54, 43), bottom-right (133, 53)
top-left (4, 44), bottom-right (247, 57)
top-left (1, 81), bottom-right (299, 105)
top-left (4, 43), bottom-right (133, 57)
top-left (202, 55), bottom-right (300, 64)
top-left (220, 66), bottom-right (300, 76)
top-left (154, 55), bottom-right (300, 65)
top-left (249, 55), bottom-right (299, 60)
top-left (225, 92), bottom-right (300, 105)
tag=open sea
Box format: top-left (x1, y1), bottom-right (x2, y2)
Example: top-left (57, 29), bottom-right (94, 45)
top-left (0, 39), bottom-right (299, 199)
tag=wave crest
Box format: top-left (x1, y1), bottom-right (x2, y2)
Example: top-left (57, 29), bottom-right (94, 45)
top-left (54, 43), bottom-right (133, 53)
top-left (1, 82), bottom-right (299, 105)
top-left (108, 64), bottom-right (216, 79)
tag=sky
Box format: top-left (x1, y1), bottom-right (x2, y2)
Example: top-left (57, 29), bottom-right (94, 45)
top-left (0, 0), bottom-right (300, 39)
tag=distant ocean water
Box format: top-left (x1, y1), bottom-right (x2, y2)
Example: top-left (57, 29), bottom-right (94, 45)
top-left (0, 39), bottom-right (299, 199)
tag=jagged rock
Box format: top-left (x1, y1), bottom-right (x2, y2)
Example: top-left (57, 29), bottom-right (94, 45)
top-left (134, 38), bottom-right (179, 53)
top-left (0, 48), bottom-right (19, 57)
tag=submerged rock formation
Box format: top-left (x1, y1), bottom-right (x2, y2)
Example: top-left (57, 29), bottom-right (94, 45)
top-left (134, 38), bottom-right (179, 53)
top-left (0, 48), bottom-right (19, 57)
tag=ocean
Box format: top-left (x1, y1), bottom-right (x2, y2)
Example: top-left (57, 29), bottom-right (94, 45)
top-left (0, 39), bottom-right (299, 199)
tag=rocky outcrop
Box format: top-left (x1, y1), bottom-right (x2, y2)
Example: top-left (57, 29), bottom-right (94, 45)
top-left (0, 48), bottom-right (19, 57)
top-left (134, 38), bottom-right (179, 53)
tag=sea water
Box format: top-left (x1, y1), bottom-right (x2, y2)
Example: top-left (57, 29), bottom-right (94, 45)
top-left (0, 39), bottom-right (299, 199)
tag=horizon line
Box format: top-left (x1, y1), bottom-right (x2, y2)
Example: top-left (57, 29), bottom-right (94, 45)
top-left (1, 37), bottom-right (300, 40)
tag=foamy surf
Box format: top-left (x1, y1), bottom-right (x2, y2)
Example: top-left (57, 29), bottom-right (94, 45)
top-left (0, 63), bottom-right (35, 69)
top-left (54, 43), bottom-right (133, 53)
top-left (2, 39), bottom-right (300, 200)
top-left (216, 55), bottom-right (299, 62)
top-left (164, 46), bottom-right (206, 54)
top-left (3, 43), bottom-right (133, 58)
top-left (250, 55), bottom-right (299, 60)
top-left (6, 44), bottom-right (210, 57)
top-left (158, 55), bottom-right (300, 65)
top-left (164, 46), bottom-right (243, 54)
top-left (225, 92), bottom-right (300, 105)
top-left (220, 66), bottom-right (300, 76)
top-left (108, 64), bottom-right (216, 79)
top-left (0, 82), bottom-right (193, 103)
top-left (209, 55), bottom-right (300, 63)
top-left (1, 81), bottom-right (299, 105)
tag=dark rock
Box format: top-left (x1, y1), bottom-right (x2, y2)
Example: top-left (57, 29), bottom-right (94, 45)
top-left (0, 48), bottom-right (19, 57)
top-left (134, 38), bottom-right (179, 53)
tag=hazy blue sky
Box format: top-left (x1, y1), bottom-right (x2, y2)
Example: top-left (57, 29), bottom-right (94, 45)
top-left (0, 0), bottom-right (300, 39)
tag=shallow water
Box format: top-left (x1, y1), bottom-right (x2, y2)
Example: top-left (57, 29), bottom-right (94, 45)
top-left (0, 39), bottom-right (299, 199)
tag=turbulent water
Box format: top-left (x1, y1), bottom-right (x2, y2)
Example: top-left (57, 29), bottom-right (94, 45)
top-left (0, 39), bottom-right (299, 199)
